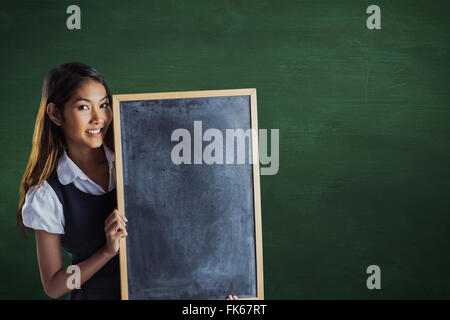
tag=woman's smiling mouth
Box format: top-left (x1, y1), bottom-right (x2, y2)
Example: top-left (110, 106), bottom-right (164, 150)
top-left (86, 128), bottom-right (102, 136)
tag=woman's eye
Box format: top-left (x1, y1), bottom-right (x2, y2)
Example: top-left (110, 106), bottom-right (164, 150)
top-left (101, 102), bottom-right (110, 108)
top-left (78, 105), bottom-right (88, 110)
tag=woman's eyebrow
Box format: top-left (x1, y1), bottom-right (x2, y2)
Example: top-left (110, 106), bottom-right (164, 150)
top-left (74, 95), bottom-right (108, 103)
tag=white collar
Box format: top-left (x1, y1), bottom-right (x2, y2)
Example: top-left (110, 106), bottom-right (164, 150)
top-left (57, 144), bottom-right (115, 185)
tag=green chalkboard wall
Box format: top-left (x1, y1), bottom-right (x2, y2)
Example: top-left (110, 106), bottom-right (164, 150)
top-left (1, 0), bottom-right (449, 299)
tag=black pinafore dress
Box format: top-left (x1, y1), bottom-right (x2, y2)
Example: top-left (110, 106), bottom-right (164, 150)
top-left (47, 171), bottom-right (121, 300)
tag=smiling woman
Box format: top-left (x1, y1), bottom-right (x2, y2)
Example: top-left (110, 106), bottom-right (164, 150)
top-left (47, 79), bottom-right (112, 152)
top-left (17, 62), bottom-right (127, 299)
top-left (45, 79), bottom-right (114, 193)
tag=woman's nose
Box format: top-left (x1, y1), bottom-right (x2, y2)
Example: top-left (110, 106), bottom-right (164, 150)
top-left (90, 108), bottom-right (103, 124)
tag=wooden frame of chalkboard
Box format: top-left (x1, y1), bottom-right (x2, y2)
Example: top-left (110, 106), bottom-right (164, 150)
top-left (112, 89), bottom-right (263, 300)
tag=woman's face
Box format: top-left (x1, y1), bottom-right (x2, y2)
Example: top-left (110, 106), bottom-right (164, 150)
top-left (61, 79), bottom-right (112, 151)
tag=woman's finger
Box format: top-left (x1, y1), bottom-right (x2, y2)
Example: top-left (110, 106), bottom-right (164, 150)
top-left (106, 220), bottom-right (126, 237)
top-left (104, 209), bottom-right (119, 226)
top-left (113, 220), bottom-right (126, 233)
top-left (105, 215), bottom-right (126, 232)
top-left (107, 221), bottom-right (118, 236)
top-left (113, 228), bottom-right (128, 241)
top-left (118, 214), bottom-right (127, 226)
top-left (120, 231), bottom-right (128, 239)
top-left (104, 218), bottom-right (117, 232)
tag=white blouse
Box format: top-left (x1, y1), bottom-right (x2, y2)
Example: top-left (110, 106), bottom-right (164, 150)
top-left (21, 144), bottom-right (116, 234)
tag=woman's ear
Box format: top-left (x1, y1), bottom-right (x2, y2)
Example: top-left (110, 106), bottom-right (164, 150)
top-left (46, 103), bottom-right (63, 126)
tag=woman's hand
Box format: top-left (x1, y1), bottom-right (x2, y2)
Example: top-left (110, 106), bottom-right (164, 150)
top-left (102, 209), bottom-right (128, 258)
top-left (227, 294), bottom-right (239, 300)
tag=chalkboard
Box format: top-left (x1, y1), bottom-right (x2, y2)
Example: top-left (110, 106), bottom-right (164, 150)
top-left (112, 89), bottom-right (263, 300)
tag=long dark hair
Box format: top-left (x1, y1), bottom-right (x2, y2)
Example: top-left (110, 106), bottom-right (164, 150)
top-left (18, 62), bottom-right (114, 232)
